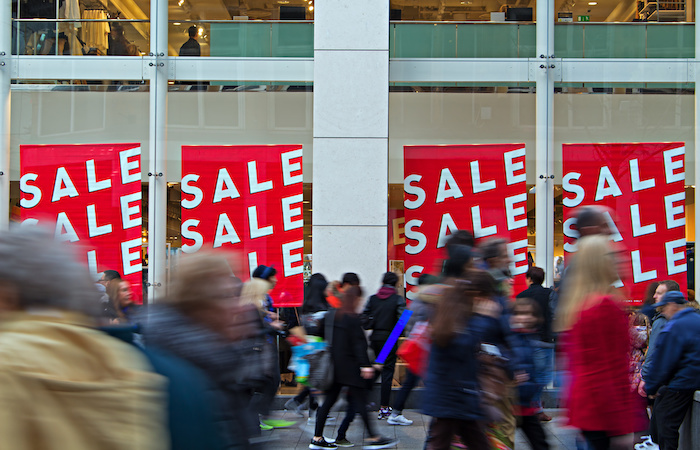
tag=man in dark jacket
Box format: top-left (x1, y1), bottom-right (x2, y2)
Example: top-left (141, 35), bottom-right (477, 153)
top-left (362, 272), bottom-right (406, 419)
top-left (179, 26), bottom-right (201, 56)
top-left (644, 291), bottom-right (700, 450)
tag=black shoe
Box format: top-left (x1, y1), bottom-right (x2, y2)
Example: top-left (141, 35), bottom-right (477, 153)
top-left (363, 436), bottom-right (398, 449)
top-left (309, 437), bottom-right (337, 449)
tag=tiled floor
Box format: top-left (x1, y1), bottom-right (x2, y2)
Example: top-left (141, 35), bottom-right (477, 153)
top-left (261, 409), bottom-right (579, 449)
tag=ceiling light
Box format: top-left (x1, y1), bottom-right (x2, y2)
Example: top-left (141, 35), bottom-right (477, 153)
top-left (309, 5), bottom-right (313, 11)
top-left (173, 22), bottom-right (181, 25)
top-left (177, 0), bottom-right (184, 6)
top-left (588, 1), bottom-right (597, 4)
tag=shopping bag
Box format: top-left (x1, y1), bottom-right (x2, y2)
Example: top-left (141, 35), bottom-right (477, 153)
top-left (396, 321), bottom-right (430, 377)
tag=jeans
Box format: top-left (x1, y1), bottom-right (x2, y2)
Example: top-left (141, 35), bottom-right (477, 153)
top-left (426, 417), bottom-right (490, 450)
top-left (371, 339), bottom-right (397, 407)
top-left (532, 344), bottom-right (554, 407)
top-left (650, 387), bottom-right (694, 450)
top-left (392, 368), bottom-right (420, 413)
top-left (315, 383), bottom-right (375, 439)
top-left (518, 415), bottom-right (550, 449)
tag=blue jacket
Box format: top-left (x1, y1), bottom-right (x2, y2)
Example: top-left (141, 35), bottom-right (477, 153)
top-left (645, 308), bottom-right (700, 396)
top-left (422, 325), bottom-right (483, 421)
top-left (510, 330), bottom-right (545, 409)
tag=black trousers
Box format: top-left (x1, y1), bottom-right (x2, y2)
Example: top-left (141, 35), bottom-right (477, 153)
top-left (650, 387), bottom-right (695, 450)
top-left (518, 415), bottom-right (550, 450)
top-left (371, 339), bottom-right (397, 407)
top-left (426, 417), bottom-right (490, 450)
top-left (315, 382), bottom-right (376, 438)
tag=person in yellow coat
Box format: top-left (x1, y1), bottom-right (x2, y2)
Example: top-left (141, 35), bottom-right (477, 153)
top-left (0, 227), bottom-right (168, 450)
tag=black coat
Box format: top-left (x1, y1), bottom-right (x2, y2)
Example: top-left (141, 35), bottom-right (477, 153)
top-left (516, 284), bottom-right (554, 342)
top-left (321, 312), bottom-right (371, 388)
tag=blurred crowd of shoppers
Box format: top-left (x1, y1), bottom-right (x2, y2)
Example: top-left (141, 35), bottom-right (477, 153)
top-left (3, 203), bottom-right (700, 450)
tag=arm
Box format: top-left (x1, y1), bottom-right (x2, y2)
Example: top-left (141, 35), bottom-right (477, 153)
top-left (351, 317), bottom-right (372, 367)
top-left (641, 317), bottom-right (666, 380)
top-left (396, 294), bottom-right (407, 321)
top-left (360, 297), bottom-right (374, 329)
top-left (644, 329), bottom-right (682, 396)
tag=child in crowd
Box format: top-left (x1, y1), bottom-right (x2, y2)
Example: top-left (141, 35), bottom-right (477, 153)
top-left (510, 297), bottom-right (550, 449)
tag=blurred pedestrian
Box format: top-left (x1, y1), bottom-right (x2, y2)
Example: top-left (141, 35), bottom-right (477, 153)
top-left (423, 270), bottom-right (490, 450)
top-left (310, 286), bottom-right (398, 450)
top-left (643, 291), bottom-right (700, 450)
top-left (556, 235), bottom-right (637, 450)
top-left (0, 227), bottom-right (168, 450)
top-left (510, 298), bottom-right (551, 449)
top-left (142, 252), bottom-right (271, 449)
top-left (361, 272), bottom-right (406, 419)
top-left (286, 273), bottom-right (331, 421)
top-left (516, 266), bottom-right (554, 421)
top-left (105, 279), bottom-right (139, 323)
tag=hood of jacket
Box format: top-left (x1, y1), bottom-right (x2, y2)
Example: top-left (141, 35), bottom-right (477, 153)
top-left (376, 286), bottom-right (397, 299)
top-left (0, 311), bottom-right (167, 450)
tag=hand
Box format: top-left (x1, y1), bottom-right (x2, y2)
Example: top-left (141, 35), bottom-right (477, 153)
top-left (270, 319), bottom-right (285, 330)
top-left (474, 298), bottom-right (500, 318)
top-left (514, 371), bottom-right (529, 385)
top-left (637, 380), bottom-right (647, 397)
top-left (361, 367), bottom-right (375, 379)
top-left (609, 433), bottom-right (634, 450)
top-left (372, 364), bottom-right (384, 371)
top-left (266, 311), bottom-right (279, 320)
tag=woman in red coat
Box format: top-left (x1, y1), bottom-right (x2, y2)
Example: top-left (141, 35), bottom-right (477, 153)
top-left (556, 235), bottom-right (638, 450)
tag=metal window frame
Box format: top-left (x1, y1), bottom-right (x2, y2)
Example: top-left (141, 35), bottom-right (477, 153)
top-left (1, 0), bottom-right (699, 292)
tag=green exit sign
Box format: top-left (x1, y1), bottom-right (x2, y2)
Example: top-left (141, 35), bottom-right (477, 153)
top-left (578, 15), bottom-right (590, 21)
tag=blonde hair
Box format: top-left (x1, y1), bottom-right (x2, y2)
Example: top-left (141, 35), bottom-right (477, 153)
top-left (555, 235), bottom-right (619, 332)
top-left (239, 278), bottom-right (271, 309)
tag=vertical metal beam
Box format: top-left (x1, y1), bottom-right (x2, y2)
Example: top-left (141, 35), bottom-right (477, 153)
top-left (0, 1), bottom-right (10, 230)
top-left (147, 0), bottom-right (168, 303)
top-left (695, 2), bottom-right (699, 293)
top-left (535, 0), bottom-right (555, 286)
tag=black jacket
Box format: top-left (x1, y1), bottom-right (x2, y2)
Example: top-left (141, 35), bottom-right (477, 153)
top-left (361, 287), bottom-right (406, 342)
top-left (516, 284), bottom-right (554, 342)
top-left (320, 312), bottom-right (371, 388)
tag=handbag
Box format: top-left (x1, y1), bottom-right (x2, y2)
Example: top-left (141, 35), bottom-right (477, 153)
top-left (303, 310), bottom-right (335, 391)
top-left (396, 321), bottom-right (430, 378)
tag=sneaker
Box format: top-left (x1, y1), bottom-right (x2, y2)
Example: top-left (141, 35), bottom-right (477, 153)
top-left (285, 398), bottom-right (305, 416)
top-left (363, 436), bottom-right (398, 449)
top-left (386, 414), bottom-right (413, 426)
top-left (537, 411), bottom-right (552, 422)
top-left (376, 407), bottom-right (392, 420)
top-left (261, 418), bottom-right (297, 428)
top-left (259, 423), bottom-right (273, 431)
top-left (334, 438), bottom-right (355, 447)
top-left (307, 416), bottom-right (336, 425)
top-left (309, 437), bottom-right (337, 449)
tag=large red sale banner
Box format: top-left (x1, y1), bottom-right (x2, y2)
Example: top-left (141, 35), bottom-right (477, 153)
top-left (562, 143), bottom-right (687, 303)
top-left (20, 144), bottom-right (144, 303)
top-left (404, 144), bottom-right (529, 297)
top-left (181, 145), bottom-right (304, 307)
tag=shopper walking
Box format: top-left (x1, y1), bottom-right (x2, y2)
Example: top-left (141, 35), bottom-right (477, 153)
top-left (422, 270), bottom-right (491, 450)
top-left (309, 286), bottom-right (398, 450)
top-left (556, 235), bottom-right (637, 450)
top-left (361, 272), bottom-right (406, 419)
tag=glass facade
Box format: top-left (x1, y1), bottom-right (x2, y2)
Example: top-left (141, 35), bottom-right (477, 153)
top-left (3, 0), bottom-right (699, 300)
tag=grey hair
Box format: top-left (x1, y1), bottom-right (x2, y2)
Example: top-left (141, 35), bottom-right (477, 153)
top-left (0, 226), bottom-right (100, 317)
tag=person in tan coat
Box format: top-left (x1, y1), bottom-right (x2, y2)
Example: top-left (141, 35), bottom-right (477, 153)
top-left (0, 227), bottom-right (168, 450)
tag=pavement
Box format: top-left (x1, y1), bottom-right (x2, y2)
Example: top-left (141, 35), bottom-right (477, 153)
top-left (260, 408), bottom-right (579, 449)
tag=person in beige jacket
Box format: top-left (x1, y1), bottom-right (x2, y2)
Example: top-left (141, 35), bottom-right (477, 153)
top-left (0, 227), bottom-right (168, 450)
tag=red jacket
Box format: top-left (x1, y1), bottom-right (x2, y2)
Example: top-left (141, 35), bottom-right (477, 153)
top-left (564, 295), bottom-right (639, 437)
